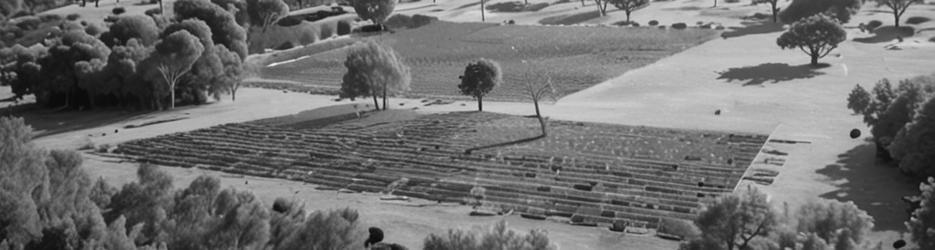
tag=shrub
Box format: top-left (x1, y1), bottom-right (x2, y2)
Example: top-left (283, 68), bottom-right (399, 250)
top-left (113, 7), bottom-right (126, 15)
top-left (384, 14), bottom-right (412, 29)
top-left (866, 20), bottom-right (882, 31)
top-left (725, 0), bottom-right (739, 2)
top-left (659, 25), bottom-right (666, 29)
top-left (526, 2), bottom-right (551, 11)
top-left (411, 14), bottom-right (437, 28)
top-left (320, 22), bottom-right (336, 39)
top-left (84, 23), bottom-right (103, 36)
top-left (631, 22), bottom-right (640, 27)
top-left (61, 21), bottom-right (84, 31)
top-left (715, 25), bottom-right (725, 30)
top-left (145, 8), bottom-right (162, 16)
top-left (337, 20), bottom-right (352, 35)
top-left (658, 218), bottom-right (700, 239)
top-left (930, 36), bottom-right (935, 42)
top-left (423, 221), bottom-right (557, 250)
top-left (277, 15), bottom-right (304, 26)
top-left (104, 15), bottom-right (119, 23)
top-left (38, 14), bottom-right (62, 23)
top-left (66, 13), bottom-right (81, 21)
top-left (16, 16), bottom-right (41, 30)
top-left (906, 16), bottom-right (931, 25)
top-left (297, 26), bottom-right (320, 44)
top-left (648, 20), bottom-right (659, 26)
top-left (671, 23), bottom-right (687, 29)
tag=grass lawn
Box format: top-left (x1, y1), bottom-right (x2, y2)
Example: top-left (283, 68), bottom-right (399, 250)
top-left (259, 21), bottom-right (718, 101)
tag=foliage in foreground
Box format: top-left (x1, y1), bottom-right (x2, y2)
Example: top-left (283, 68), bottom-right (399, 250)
top-left (0, 116), bottom-right (365, 249)
top-left (907, 177), bottom-right (935, 250)
top-left (682, 186), bottom-right (874, 250)
top-left (423, 221), bottom-right (556, 250)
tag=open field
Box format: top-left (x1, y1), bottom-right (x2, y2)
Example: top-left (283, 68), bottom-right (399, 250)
top-left (108, 109), bottom-right (767, 231)
top-left (259, 21), bottom-right (717, 100)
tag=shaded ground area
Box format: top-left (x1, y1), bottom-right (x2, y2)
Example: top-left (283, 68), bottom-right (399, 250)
top-left (716, 63), bottom-right (825, 86)
top-left (111, 110), bottom-right (768, 230)
top-left (816, 143), bottom-right (917, 231)
top-left (259, 21), bottom-right (717, 101)
top-left (538, 10), bottom-right (602, 25)
top-left (720, 21), bottom-right (784, 39)
top-left (854, 26), bottom-right (916, 44)
top-left (0, 103), bottom-right (154, 138)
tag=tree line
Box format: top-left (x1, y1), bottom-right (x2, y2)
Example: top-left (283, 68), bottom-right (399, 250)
top-left (0, 0), bottom-right (299, 110)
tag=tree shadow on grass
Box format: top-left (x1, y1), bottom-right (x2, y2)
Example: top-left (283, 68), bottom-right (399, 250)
top-left (816, 143), bottom-right (917, 231)
top-left (854, 26), bottom-right (916, 44)
top-left (720, 21), bottom-right (785, 39)
top-left (465, 134), bottom-right (546, 154)
top-left (716, 63), bottom-right (825, 86)
top-left (0, 102), bottom-right (169, 138)
top-left (538, 10), bottom-right (602, 25)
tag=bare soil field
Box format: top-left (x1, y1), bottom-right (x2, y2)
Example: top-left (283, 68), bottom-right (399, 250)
top-left (259, 21), bottom-right (717, 100)
top-left (106, 109), bottom-right (767, 232)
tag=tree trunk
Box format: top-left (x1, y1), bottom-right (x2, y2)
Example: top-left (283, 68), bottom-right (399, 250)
top-left (713, 0), bottom-right (717, 7)
top-left (159, 0), bottom-right (164, 15)
top-left (477, 95), bottom-right (483, 111)
top-left (481, 0), bottom-right (485, 22)
top-left (894, 12), bottom-right (900, 28)
top-left (371, 92), bottom-right (380, 110)
top-left (169, 83), bottom-right (175, 109)
top-left (772, 6), bottom-right (778, 23)
top-left (810, 54), bottom-right (819, 66)
top-left (581, 0), bottom-right (585, 7)
top-left (382, 82), bottom-right (388, 110)
top-left (88, 92), bottom-right (95, 109)
top-left (626, 11), bottom-right (631, 22)
top-left (533, 100), bottom-right (546, 136)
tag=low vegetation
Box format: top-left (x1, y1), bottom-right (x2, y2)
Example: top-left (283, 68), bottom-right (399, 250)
top-left (779, 0), bottom-right (861, 23)
top-left (423, 221), bottom-right (557, 250)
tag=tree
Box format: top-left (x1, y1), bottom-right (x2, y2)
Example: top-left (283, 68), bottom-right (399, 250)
top-left (752, 0), bottom-right (781, 23)
top-left (521, 69), bottom-right (556, 136)
top-left (593, 0), bottom-right (611, 16)
top-left (39, 30), bottom-right (110, 108)
top-left (458, 59), bottom-right (501, 112)
top-left (907, 177), bottom-right (935, 250)
top-left (690, 186), bottom-right (777, 250)
top-left (776, 14), bottom-right (846, 67)
top-left (889, 89), bottom-right (935, 177)
top-left (154, 30), bottom-right (205, 110)
top-left (779, 0), bottom-right (861, 23)
top-left (0, 117), bottom-right (48, 247)
top-left (249, 0), bottom-right (289, 33)
top-left (108, 15), bottom-right (160, 46)
top-left (348, 0), bottom-right (397, 26)
top-left (875, 0), bottom-right (922, 28)
top-left (339, 40), bottom-right (410, 111)
top-left (215, 45), bottom-right (244, 101)
top-left (847, 84), bottom-right (871, 115)
top-left (175, 0), bottom-right (249, 60)
top-left (610, 0), bottom-right (649, 23)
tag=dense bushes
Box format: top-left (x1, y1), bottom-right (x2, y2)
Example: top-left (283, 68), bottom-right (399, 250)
top-left (66, 13), bottom-right (81, 21)
top-left (847, 74), bottom-right (935, 176)
top-left (0, 0), bottom-right (248, 110)
top-left (671, 22), bottom-right (687, 29)
top-left (337, 20), bottom-right (352, 35)
top-left (648, 20), bottom-right (658, 26)
top-left (384, 14), bottom-right (437, 29)
top-left (113, 7), bottom-right (126, 15)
